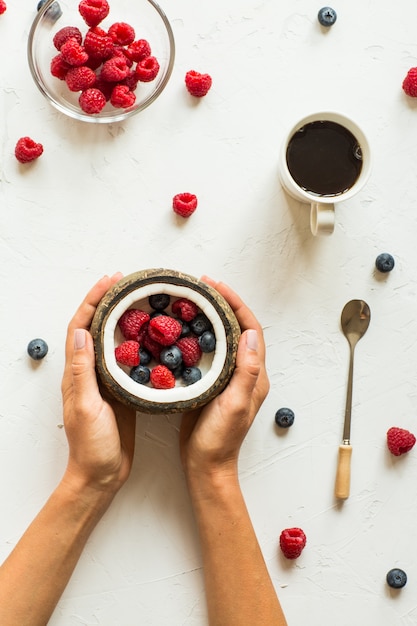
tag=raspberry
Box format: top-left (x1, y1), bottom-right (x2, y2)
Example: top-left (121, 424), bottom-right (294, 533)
top-left (93, 76), bottom-right (114, 101)
top-left (126, 39), bottom-right (151, 62)
top-left (0, 1), bottom-right (6, 14)
top-left (403, 67), bottom-right (417, 97)
top-left (150, 364), bottom-right (175, 389)
top-left (122, 70), bottom-right (139, 92)
top-left (65, 65), bottom-right (96, 91)
top-left (60, 37), bottom-right (89, 66)
top-left (135, 56), bottom-right (160, 82)
top-left (175, 336), bottom-right (202, 367)
top-left (110, 84), bottom-right (136, 108)
top-left (50, 54), bottom-right (71, 80)
top-left (172, 192), bottom-right (198, 218)
top-left (279, 528), bottom-right (307, 560)
top-left (118, 309), bottom-right (150, 340)
top-left (148, 316), bottom-right (182, 346)
top-left (185, 70), bottom-right (212, 97)
top-left (53, 26), bottom-right (82, 51)
top-left (84, 27), bottom-right (114, 61)
top-left (115, 340), bottom-right (140, 367)
top-left (15, 137), bottom-right (44, 163)
top-left (140, 327), bottom-right (163, 361)
top-left (386, 427), bottom-right (416, 456)
top-left (112, 46), bottom-right (133, 67)
top-left (100, 56), bottom-right (130, 82)
top-left (108, 22), bottom-right (135, 46)
top-left (78, 0), bottom-right (110, 28)
top-left (79, 87), bottom-right (107, 114)
top-left (171, 298), bottom-right (199, 322)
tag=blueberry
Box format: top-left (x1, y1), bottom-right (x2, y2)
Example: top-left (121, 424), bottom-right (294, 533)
top-left (160, 345), bottom-right (183, 370)
top-left (375, 253), bottom-right (395, 273)
top-left (275, 407), bottom-right (295, 428)
top-left (318, 6), bottom-right (337, 27)
top-left (190, 313), bottom-right (212, 336)
top-left (37, 0), bottom-right (62, 21)
top-left (27, 338), bottom-right (48, 360)
top-left (179, 320), bottom-right (191, 337)
top-left (130, 365), bottom-right (151, 385)
top-left (139, 348), bottom-right (152, 365)
top-left (150, 310), bottom-right (168, 318)
top-left (182, 367), bottom-right (202, 386)
top-left (198, 330), bottom-right (216, 353)
top-left (386, 568), bottom-right (407, 589)
top-left (149, 293), bottom-right (170, 311)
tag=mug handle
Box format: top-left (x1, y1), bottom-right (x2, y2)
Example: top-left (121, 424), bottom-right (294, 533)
top-left (310, 202), bottom-right (335, 236)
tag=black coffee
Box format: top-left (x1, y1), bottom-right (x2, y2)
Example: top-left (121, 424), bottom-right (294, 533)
top-left (286, 120), bottom-right (363, 197)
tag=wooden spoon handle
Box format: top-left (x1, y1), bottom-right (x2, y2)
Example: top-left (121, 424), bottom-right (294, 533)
top-left (335, 444), bottom-right (352, 499)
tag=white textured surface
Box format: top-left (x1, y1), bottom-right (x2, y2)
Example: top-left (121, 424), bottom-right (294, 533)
top-left (1, 1), bottom-right (417, 625)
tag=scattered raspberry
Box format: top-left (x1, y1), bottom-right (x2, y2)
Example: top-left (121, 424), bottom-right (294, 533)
top-left (279, 528), bottom-right (307, 560)
top-left (118, 309), bottom-right (150, 340)
top-left (60, 37), bottom-right (89, 66)
top-left (175, 336), bottom-right (202, 367)
top-left (0, 1), bottom-right (6, 14)
top-left (148, 316), bottom-right (182, 346)
top-left (387, 427), bottom-right (416, 456)
top-left (50, 54), bottom-right (71, 80)
top-left (79, 87), bottom-right (107, 114)
top-left (53, 26), bottom-right (82, 51)
top-left (185, 70), bottom-right (212, 97)
top-left (100, 55), bottom-right (130, 82)
top-left (135, 56), bottom-right (160, 82)
top-left (84, 27), bottom-right (114, 61)
top-left (172, 192), bottom-right (198, 218)
top-left (110, 84), bottom-right (136, 108)
top-left (126, 39), bottom-right (151, 62)
top-left (171, 298), bottom-right (199, 322)
top-left (402, 67), bottom-right (417, 97)
top-left (115, 340), bottom-right (140, 367)
top-left (150, 364), bottom-right (176, 389)
top-left (15, 137), bottom-right (44, 164)
top-left (65, 65), bottom-right (97, 91)
top-left (108, 22), bottom-right (135, 46)
top-left (78, 0), bottom-right (110, 28)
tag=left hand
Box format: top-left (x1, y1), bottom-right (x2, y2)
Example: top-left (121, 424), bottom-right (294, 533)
top-left (61, 273), bottom-right (136, 498)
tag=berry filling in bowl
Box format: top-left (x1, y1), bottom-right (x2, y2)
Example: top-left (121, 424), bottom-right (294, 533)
top-left (91, 269), bottom-right (241, 413)
top-left (28, 0), bottom-right (175, 123)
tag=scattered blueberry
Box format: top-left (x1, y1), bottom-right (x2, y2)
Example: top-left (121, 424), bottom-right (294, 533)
top-left (386, 568), bottom-right (407, 589)
top-left (182, 366), bottom-right (202, 386)
top-left (149, 293), bottom-right (170, 311)
top-left (375, 253), bottom-right (395, 273)
top-left (27, 338), bottom-right (49, 360)
top-left (198, 330), bottom-right (216, 353)
top-left (275, 407), bottom-right (295, 428)
top-left (130, 365), bottom-right (151, 385)
top-left (190, 313), bottom-right (212, 336)
top-left (318, 6), bottom-right (337, 27)
top-left (160, 345), bottom-right (183, 370)
top-left (139, 348), bottom-right (152, 366)
top-left (37, 0), bottom-right (62, 21)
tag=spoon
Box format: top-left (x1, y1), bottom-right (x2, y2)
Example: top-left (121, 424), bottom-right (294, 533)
top-left (335, 299), bottom-right (371, 500)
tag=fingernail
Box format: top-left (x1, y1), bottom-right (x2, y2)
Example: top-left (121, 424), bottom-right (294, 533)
top-left (110, 271), bottom-right (123, 281)
top-left (74, 328), bottom-right (86, 350)
top-left (200, 275), bottom-right (216, 286)
top-left (246, 329), bottom-right (258, 351)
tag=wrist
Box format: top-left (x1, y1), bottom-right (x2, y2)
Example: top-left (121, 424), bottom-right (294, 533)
top-left (59, 470), bottom-right (117, 516)
top-left (185, 463), bottom-right (241, 503)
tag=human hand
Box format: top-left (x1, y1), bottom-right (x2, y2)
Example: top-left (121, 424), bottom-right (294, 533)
top-left (180, 277), bottom-right (269, 483)
top-left (61, 274), bottom-right (136, 500)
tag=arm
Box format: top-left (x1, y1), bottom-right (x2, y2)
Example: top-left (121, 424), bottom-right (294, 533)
top-left (0, 273), bottom-right (136, 626)
top-left (180, 277), bottom-right (287, 626)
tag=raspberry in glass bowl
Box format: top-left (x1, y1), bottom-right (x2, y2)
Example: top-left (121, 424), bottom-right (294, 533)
top-left (28, 0), bottom-right (175, 123)
top-left (90, 269), bottom-right (241, 414)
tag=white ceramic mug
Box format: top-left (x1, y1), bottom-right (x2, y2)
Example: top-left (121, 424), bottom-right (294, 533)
top-left (279, 111), bottom-right (371, 236)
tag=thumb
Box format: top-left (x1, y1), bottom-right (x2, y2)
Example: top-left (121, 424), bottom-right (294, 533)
top-left (71, 329), bottom-right (100, 403)
top-left (227, 329), bottom-right (261, 398)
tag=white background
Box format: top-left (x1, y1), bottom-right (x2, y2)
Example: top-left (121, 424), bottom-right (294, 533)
top-left (1, 1), bottom-right (417, 624)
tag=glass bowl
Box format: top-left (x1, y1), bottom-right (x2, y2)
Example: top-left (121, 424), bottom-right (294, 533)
top-left (28, 0), bottom-right (175, 123)
top-left (90, 269), bottom-right (241, 414)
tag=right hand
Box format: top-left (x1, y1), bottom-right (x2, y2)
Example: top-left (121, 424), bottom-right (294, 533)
top-left (180, 277), bottom-right (269, 482)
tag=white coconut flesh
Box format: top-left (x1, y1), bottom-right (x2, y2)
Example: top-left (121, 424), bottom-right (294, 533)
top-left (102, 283), bottom-right (228, 403)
